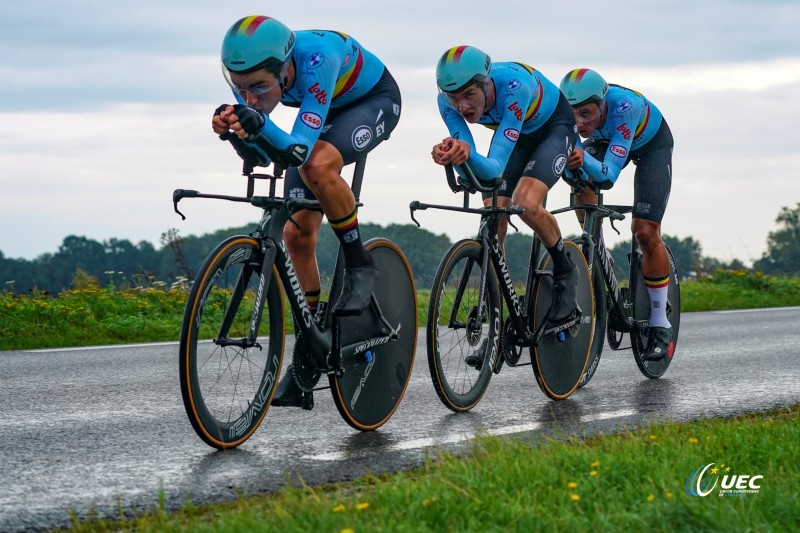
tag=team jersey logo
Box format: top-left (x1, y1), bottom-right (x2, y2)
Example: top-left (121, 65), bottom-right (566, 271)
top-left (553, 154), bottom-right (567, 176)
top-left (617, 100), bottom-right (633, 113)
top-left (610, 145), bottom-right (628, 158)
top-left (301, 111), bottom-right (323, 129)
top-left (352, 125), bottom-right (372, 151)
top-left (504, 128), bottom-right (519, 142)
top-left (506, 79), bottom-right (521, 92)
top-left (508, 101), bottom-right (524, 121)
top-left (307, 52), bottom-right (325, 69)
top-left (308, 81), bottom-right (328, 104)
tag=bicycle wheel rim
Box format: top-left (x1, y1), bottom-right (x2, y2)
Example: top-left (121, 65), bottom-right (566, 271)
top-left (427, 240), bottom-right (498, 412)
top-left (179, 237), bottom-right (285, 448)
top-left (579, 257), bottom-right (606, 388)
top-left (330, 238), bottom-right (418, 430)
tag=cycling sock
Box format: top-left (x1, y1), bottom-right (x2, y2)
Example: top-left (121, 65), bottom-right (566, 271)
top-left (645, 275), bottom-right (671, 328)
top-left (305, 289), bottom-right (320, 314)
top-left (547, 238), bottom-right (572, 277)
top-left (330, 209), bottom-right (371, 268)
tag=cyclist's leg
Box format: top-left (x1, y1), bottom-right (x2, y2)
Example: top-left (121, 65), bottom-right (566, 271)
top-left (511, 113), bottom-right (578, 321)
top-left (631, 121), bottom-right (674, 360)
top-left (309, 70), bottom-right (401, 316)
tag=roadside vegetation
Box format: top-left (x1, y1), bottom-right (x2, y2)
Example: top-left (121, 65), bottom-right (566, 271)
top-left (2, 269), bottom-right (799, 351)
top-left (65, 405), bottom-right (800, 532)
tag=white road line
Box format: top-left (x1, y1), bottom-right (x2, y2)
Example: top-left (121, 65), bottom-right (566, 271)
top-left (713, 306), bottom-right (800, 314)
top-left (305, 409), bottom-right (636, 461)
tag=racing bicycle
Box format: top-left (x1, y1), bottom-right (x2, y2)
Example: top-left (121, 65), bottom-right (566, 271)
top-left (173, 133), bottom-right (417, 449)
top-left (558, 171), bottom-right (681, 383)
top-left (409, 163), bottom-right (594, 410)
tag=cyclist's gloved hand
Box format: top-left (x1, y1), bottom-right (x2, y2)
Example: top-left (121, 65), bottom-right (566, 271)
top-left (231, 104), bottom-right (266, 135)
top-left (213, 104), bottom-right (229, 117)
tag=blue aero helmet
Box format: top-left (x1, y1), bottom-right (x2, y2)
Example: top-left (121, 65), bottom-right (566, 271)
top-left (221, 16), bottom-right (296, 79)
top-left (559, 68), bottom-right (609, 107)
top-left (436, 46), bottom-right (492, 93)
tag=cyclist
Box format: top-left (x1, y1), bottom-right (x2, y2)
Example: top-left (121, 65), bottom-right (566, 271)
top-left (559, 68), bottom-right (675, 361)
top-left (431, 46), bottom-right (580, 343)
top-left (213, 16), bottom-right (401, 406)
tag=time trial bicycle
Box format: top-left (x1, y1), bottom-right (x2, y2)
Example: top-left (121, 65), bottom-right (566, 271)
top-left (172, 133), bottom-right (417, 449)
top-left (558, 171), bottom-right (681, 384)
top-left (409, 163), bottom-right (594, 410)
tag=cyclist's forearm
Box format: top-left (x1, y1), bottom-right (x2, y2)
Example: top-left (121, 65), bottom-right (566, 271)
top-left (583, 151), bottom-right (620, 184)
top-left (466, 152), bottom-right (503, 181)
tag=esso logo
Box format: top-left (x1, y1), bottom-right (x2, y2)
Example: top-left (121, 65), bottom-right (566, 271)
top-left (352, 126), bottom-right (372, 151)
top-left (553, 154), bottom-right (567, 176)
top-left (504, 128), bottom-right (519, 142)
top-left (610, 145), bottom-right (628, 158)
top-left (301, 112), bottom-right (322, 129)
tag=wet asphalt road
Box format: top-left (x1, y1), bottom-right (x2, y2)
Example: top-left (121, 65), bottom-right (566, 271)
top-left (1, 307), bottom-right (799, 532)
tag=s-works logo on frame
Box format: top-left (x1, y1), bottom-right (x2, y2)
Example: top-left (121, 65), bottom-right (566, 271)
top-left (685, 463), bottom-right (763, 497)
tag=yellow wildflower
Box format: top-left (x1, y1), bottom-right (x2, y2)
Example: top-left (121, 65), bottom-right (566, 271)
top-left (568, 482), bottom-right (578, 489)
top-left (356, 502), bottom-right (369, 511)
top-left (570, 494), bottom-right (580, 502)
top-left (333, 504), bottom-right (346, 513)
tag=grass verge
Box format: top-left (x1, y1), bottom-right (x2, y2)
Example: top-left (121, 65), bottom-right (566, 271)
top-left (67, 405), bottom-right (800, 532)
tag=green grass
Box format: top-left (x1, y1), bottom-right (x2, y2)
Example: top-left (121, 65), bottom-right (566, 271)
top-left (66, 405), bottom-right (800, 532)
top-left (2, 270), bottom-right (799, 351)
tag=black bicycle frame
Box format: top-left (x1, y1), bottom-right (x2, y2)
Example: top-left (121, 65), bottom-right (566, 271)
top-left (560, 187), bottom-right (637, 334)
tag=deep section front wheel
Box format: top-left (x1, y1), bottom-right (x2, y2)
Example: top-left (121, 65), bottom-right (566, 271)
top-left (427, 239), bottom-right (501, 412)
top-left (630, 244), bottom-right (681, 379)
top-left (578, 254), bottom-right (607, 388)
top-left (179, 236), bottom-right (285, 449)
top-left (330, 238), bottom-right (418, 430)
top-left (531, 240), bottom-right (594, 400)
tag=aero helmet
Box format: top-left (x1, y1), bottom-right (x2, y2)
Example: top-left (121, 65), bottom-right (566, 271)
top-left (436, 46), bottom-right (492, 93)
top-left (221, 16), bottom-right (296, 75)
top-left (559, 68), bottom-right (609, 107)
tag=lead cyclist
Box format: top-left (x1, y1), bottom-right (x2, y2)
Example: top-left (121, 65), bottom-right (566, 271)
top-left (559, 68), bottom-right (675, 361)
top-left (212, 16), bottom-right (402, 407)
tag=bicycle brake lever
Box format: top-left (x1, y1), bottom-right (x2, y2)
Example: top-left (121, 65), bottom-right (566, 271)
top-left (409, 201), bottom-right (424, 227)
top-left (172, 189), bottom-right (198, 220)
top-left (610, 217), bottom-right (621, 235)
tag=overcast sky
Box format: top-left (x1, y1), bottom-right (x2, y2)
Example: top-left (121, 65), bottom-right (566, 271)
top-left (2, 1), bottom-right (799, 265)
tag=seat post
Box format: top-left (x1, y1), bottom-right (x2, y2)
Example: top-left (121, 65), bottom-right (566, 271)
top-left (350, 157), bottom-right (368, 202)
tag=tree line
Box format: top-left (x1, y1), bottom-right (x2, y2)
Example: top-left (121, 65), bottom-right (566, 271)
top-left (3, 202), bottom-right (799, 296)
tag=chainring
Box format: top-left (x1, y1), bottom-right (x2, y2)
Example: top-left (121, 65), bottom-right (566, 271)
top-left (292, 335), bottom-right (322, 392)
top-left (501, 320), bottom-right (524, 366)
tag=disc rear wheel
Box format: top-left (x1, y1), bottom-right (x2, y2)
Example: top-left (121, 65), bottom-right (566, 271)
top-left (531, 241), bottom-right (594, 400)
top-left (330, 238), bottom-right (418, 430)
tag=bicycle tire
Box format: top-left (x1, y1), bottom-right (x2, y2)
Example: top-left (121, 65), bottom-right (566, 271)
top-left (578, 256), bottom-right (607, 388)
top-left (531, 240), bottom-right (594, 400)
top-left (427, 239), bottom-right (501, 412)
top-left (330, 238), bottom-right (418, 430)
top-left (630, 244), bottom-right (681, 379)
top-left (179, 236), bottom-right (286, 449)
